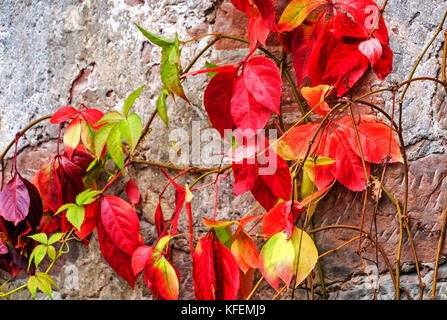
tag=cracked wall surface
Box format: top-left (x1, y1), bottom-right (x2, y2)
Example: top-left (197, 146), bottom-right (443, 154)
top-left (1, 0), bottom-right (447, 300)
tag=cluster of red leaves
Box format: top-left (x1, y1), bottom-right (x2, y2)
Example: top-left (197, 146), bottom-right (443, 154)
top-left (233, 0), bottom-right (393, 96)
top-left (0, 0), bottom-right (399, 301)
top-left (278, 85), bottom-right (403, 191)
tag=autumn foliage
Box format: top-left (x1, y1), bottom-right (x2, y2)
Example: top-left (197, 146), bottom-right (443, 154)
top-left (0, 0), bottom-right (414, 300)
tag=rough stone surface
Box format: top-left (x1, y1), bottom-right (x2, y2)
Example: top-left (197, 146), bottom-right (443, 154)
top-left (1, 0), bottom-right (447, 300)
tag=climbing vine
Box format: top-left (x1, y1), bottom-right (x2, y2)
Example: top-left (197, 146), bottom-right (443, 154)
top-left (0, 0), bottom-right (447, 300)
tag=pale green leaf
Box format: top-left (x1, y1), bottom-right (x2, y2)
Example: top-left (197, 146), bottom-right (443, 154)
top-left (135, 24), bottom-right (175, 48)
top-left (127, 113), bottom-right (143, 151)
top-left (290, 227), bottom-right (319, 288)
top-left (55, 203), bottom-right (76, 215)
top-left (123, 85), bottom-right (145, 118)
top-left (107, 123), bottom-right (124, 172)
top-left (48, 233), bottom-right (65, 245)
top-left (156, 90), bottom-right (169, 127)
top-left (75, 188), bottom-right (102, 206)
top-left (47, 245), bottom-right (56, 261)
top-left (36, 276), bottom-right (53, 300)
top-left (95, 111), bottom-right (123, 126)
top-left (119, 119), bottom-right (133, 151)
top-left (66, 205), bottom-right (85, 232)
top-left (93, 123), bottom-right (114, 159)
top-left (27, 276), bottom-right (38, 299)
top-left (28, 233), bottom-right (48, 245)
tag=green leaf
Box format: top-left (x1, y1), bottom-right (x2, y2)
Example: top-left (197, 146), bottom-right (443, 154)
top-left (28, 233), bottom-right (48, 245)
top-left (107, 123), bottom-right (124, 172)
top-left (271, 232), bottom-right (295, 288)
top-left (290, 227), bottom-right (318, 288)
top-left (37, 272), bottom-right (59, 290)
top-left (55, 203), bottom-right (76, 215)
top-left (123, 86), bottom-right (145, 118)
top-left (75, 188), bottom-right (102, 206)
top-left (154, 234), bottom-right (183, 254)
top-left (48, 233), bottom-right (64, 245)
top-left (151, 256), bottom-right (179, 299)
top-left (86, 158), bottom-right (98, 172)
top-left (27, 276), bottom-right (38, 299)
top-left (259, 233), bottom-right (281, 290)
top-left (93, 123), bottom-right (114, 159)
top-left (47, 245), bottom-right (56, 261)
top-left (160, 34), bottom-right (188, 102)
top-left (66, 205), bottom-right (85, 232)
top-left (127, 113), bottom-right (143, 151)
top-left (96, 111), bottom-right (123, 126)
top-left (135, 24), bottom-right (175, 48)
top-left (214, 226), bottom-right (232, 249)
top-left (206, 61), bottom-right (219, 78)
top-left (29, 245), bottom-right (47, 270)
top-left (36, 275), bottom-right (53, 300)
top-left (119, 119), bottom-right (133, 151)
top-left (156, 89), bottom-right (169, 127)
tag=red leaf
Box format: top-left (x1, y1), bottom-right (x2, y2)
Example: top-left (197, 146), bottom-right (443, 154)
top-left (276, 123), bottom-right (320, 160)
top-left (131, 245), bottom-right (154, 276)
top-left (232, 161), bottom-right (256, 196)
top-left (97, 216), bottom-right (137, 288)
top-left (192, 236), bottom-right (216, 300)
top-left (126, 179), bottom-right (141, 205)
top-left (238, 267), bottom-right (255, 300)
top-left (80, 109), bottom-right (104, 127)
top-left (332, 130), bottom-right (370, 192)
top-left (145, 256), bottom-right (180, 300)
top-left (373, 43), bottom-right (393, 80)
top-left (247, 11), bottom-right (271, 50)
top-left (154, 202), bottom-right (166, 238)
top-left (262, 201), bottom-right (301, 239)
top-left (337, 115), bottom-right (403, 164)
top-left (159, 168), bottom-right (186, 235)
top-left (63, 116), bottom-right (82, 159)
top-left (100, 195), bottom-right (140, 256)
top-left (203, 68), bottom-right (238, 137)
top-left (0, 174), bottom-right (31, 226)
top-left (324, 42), bottom-right (370, 96)
top-left (231, 229), bottom-right (259, 273)
top-left (291, 12), bottom-right (326, 85)
top-left (39, 213), bottom-right (61, 234)
top-left (231, 0), bottom-right (250, 13)
top-left (301, 85), bottom-right (332, 116)
top-left (358, 38), bottom-right (382, 66)
top-left (243, 57), bottom-right (282, 114)
top-left (251, 0), bottom-right (278, 32)
top-left (50, 106), bottom-right (79, 124)
top-left (212, 234), bottom-right (240, 300)
top-left (257, 148), bottom-right (292, 202)
top-left (193, 232), bottom-right (240, 300)
top-left (231, 76), bottom-right (272, 137)
top-left (251, 175), bottom-right (278, 211)
top-left (76, 200), bottom-right (100, 240)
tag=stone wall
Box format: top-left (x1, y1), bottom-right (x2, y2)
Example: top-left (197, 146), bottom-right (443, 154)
top-left (1, 0), bottom-right (447, 300)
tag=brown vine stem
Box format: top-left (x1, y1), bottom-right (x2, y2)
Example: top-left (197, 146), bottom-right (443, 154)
top-left (131, 158), bottom-right (226, 174)
top-left (443, 31), bottom-right (447, 83)
top-left (246, 276), bottom-right (264, 300)
top-left (430, 207), bottom-right (447, 300)
top-left (0, 115), bottom-right (52, 163)
top-left (347, 105), bottom-right (371, 252)
top-left (359, 98), bottom-right (425, 299)
top-left (318, 236), bottom-right (361, 259)
top-left (309, 217), bottom-right (328, 300)
top-left (308, 224), bottom-right (397, 289)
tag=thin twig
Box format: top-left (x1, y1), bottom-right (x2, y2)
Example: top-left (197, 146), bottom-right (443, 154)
top-left (431, 207), bottom-right (447, 300)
